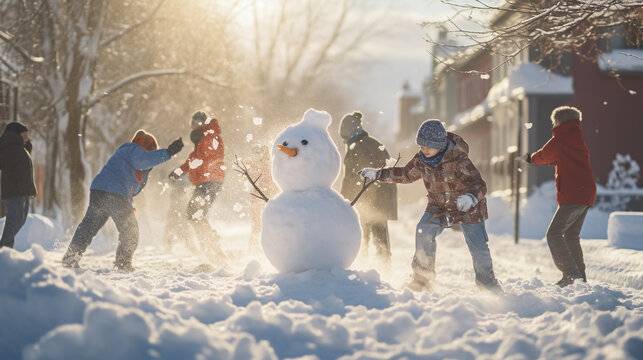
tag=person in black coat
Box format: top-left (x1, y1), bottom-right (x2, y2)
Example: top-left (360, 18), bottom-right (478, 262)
top-left (339, 112), bottom-right (398, 266)
top-left (0, 122), bottom-right (37, 248)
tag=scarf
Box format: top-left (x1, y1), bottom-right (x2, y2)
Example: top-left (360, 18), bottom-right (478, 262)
top-left (418, 140), bottom-right (452, 168)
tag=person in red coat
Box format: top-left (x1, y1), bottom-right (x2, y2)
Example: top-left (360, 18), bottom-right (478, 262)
top-left (521, 106), bottom-right (596, 287)
top-left (169, 111), bottom-right (226, 261)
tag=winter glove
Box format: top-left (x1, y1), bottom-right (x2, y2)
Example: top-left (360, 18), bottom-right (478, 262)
top-left (168, 168), bottom-right (184, 181)
top-left (358, 167), bottom-right (380, 182)
top-left (516, 153), bottom-right (531, 164)
top-left (456, 193), bottom-right (478, 212)
top-left (167, 138), bottom-right (184, 156)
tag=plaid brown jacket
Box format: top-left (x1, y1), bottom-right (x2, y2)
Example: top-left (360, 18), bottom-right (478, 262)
top-left (379, 133), bottom-right (488, 225)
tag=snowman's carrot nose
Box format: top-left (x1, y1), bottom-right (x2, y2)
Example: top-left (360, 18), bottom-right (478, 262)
top-left (277, 144), bottom-right (298, 157)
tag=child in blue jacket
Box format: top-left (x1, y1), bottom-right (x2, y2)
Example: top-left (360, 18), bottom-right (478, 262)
top-left (62, 130), bottom-right (183, 271)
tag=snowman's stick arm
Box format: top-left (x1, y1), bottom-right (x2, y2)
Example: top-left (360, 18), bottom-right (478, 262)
top-left (351, 153), bottom-right (400, 207)
top-left (233, 155), bottom-right (270, 202)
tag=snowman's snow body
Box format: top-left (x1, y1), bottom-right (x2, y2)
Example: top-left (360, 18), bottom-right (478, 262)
top-left (261, 109), bottom-right (362, 273)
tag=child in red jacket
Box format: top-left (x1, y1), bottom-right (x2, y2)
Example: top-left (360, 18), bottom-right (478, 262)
top-left (521, 106), bottom-right (596, 287)
top-left (170, 111), bottom-right (226, 261)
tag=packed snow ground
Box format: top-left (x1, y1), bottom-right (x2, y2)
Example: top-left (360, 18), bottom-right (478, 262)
top-left (1, 205), bottom-right (643, 360)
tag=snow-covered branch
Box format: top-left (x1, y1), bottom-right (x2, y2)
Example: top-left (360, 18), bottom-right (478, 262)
top-left (84, 69), bottom-right (186, 109)
top-left (426, 0), bottom-right (643, 68)
top-left (0, 30), bottom-right (44, 63)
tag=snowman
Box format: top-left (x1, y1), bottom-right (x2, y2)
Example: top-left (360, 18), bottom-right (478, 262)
top-left (261, 109), bottom-right (362, 273)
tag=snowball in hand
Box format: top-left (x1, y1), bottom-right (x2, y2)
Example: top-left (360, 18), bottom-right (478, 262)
top-left (261, 109), bottom-right (362, 273)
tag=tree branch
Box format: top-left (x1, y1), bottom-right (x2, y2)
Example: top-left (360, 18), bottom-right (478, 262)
top-left (0, 30), bottom-right (44, 63)
top-left (100, 0), bottom-right (166, 48)
top-left (84, 68), bottom-right (186, 109)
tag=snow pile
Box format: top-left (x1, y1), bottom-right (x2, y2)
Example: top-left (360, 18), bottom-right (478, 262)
top-left (0, 247), bottom-right (275, 360)
top-left (608, 212), bottom-right (643, 250)
top-left (598, 49), bottom-right (643, 73)
top-left (2, 217), bottom-right (643, 360)
top-left (0, 214), bottom-right (64, 251)
top-left (487, 181), bottom-right (610, 239)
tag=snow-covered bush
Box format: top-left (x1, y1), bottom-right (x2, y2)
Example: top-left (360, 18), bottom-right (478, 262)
top-left (598, 154), bottom-right (641, 212)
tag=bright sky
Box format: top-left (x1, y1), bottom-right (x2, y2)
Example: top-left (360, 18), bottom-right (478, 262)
top-left (346, 0), bottom-right (456, 141)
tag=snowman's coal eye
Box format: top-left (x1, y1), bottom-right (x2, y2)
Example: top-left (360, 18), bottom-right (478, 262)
top-left (301, 139), bottom-right (308, 145)
top-left (282, 141), bottom-right (288, 146)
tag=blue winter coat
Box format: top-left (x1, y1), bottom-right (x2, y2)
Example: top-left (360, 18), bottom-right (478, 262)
top-left (91, 143), bottom-right (170, 201)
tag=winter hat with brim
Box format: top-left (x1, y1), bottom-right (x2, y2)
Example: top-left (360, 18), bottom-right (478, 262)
top-left (339, 111), bottom-right (363, 141)
top-left (551, 106), bottom-right (582, 126)
top-left (131, 129), bottom-right (158, 151)
top-left (4, 122), bottom-right (29, 135)
top-left (416, 119), bottom-right (447, 149)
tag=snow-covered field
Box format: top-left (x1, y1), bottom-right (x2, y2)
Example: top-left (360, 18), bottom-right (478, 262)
top-left (1, 205), bottom-right (643, 360)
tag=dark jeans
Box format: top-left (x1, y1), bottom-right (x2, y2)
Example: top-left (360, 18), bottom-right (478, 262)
top-left (186, 182), bottom-right (222, 223)
top-left (63, 190), bottom-right (138, 268)
top-left (185, 182), bottom-right (225, 259)
top-left (362, 220), bottom-right (391, 262)
top-left (546, 204), bottom-right (589, 278)
top-left (0, 196), bottom-right (30, 248)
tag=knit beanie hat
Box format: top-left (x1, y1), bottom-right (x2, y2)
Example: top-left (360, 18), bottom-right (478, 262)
top-left (131, 129), bottom-right (159, 151)
top-left (4, 122), bottom-right (29, 135)
top-left (551, 106), bottom-right (582, 126)
top-left (339, 111), bottom-right (363, 141)
top-left (416, 119), bottom-right (447, 149)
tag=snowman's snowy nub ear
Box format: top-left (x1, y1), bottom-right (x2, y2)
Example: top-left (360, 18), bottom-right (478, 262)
top-left (302, 108), bottom-right (332, 130)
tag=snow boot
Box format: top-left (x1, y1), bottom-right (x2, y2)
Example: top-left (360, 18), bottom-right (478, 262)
top-left (556, 273), bottom-right (585, 288)
top-left (62, 252), bottom-right (81, 269)
top-left (477, 278), bottom-right (504, 294)
top-left (114, 261), bottom-right (135, 273)
top-left (407, 274), bottom-right (432, 292)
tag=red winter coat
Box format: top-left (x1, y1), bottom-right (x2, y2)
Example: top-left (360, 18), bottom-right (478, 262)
top-left (530, 120), bottom-right (596, 206)
top-left (179, 119), bottom-right (225, 185)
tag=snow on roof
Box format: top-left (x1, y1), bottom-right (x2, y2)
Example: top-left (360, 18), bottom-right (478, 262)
top-left (487, 63), bottom-right (573, 106)
top-left (452, 63), bottom-right (572, 128)
top-left (598, 49), bottom-right (643, 74)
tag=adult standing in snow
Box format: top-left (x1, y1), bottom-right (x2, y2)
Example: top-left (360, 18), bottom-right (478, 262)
top-left (0, 122), bottom-right (36, 249)
top-left (339, 111), bottom-right (397, 266)
top-left (519, 106), bottom-right (596, 287)
top-left (169, 111), bottom-right (226, 261)
top-left (62, 130), bottom-right (183, 271)
top-left (360, 120), bottom-right (500, 291)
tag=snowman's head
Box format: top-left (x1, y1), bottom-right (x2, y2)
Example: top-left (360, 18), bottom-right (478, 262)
top-left (272, 109), bottom-right (340, 192)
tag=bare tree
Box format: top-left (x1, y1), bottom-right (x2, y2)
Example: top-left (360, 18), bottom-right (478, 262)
top-left (1, 0), bottom-right (230, 222)
top-left (249, 0), bottom-right (388, 123)
top-left (424, 0), bottom-right (643, 75)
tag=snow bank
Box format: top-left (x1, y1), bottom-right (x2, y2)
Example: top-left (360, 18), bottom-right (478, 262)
top-left (0, 214), bottom-right (64, 251)
top-left (0, 246), bottom-right (276, 360)
top-left (608, 212), bottom-right (643, 250)
top-left (487, 182), bottom-right (609, 239)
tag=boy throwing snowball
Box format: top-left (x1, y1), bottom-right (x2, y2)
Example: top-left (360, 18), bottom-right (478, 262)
top-left (360, 119), bottom-right (500, 291)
